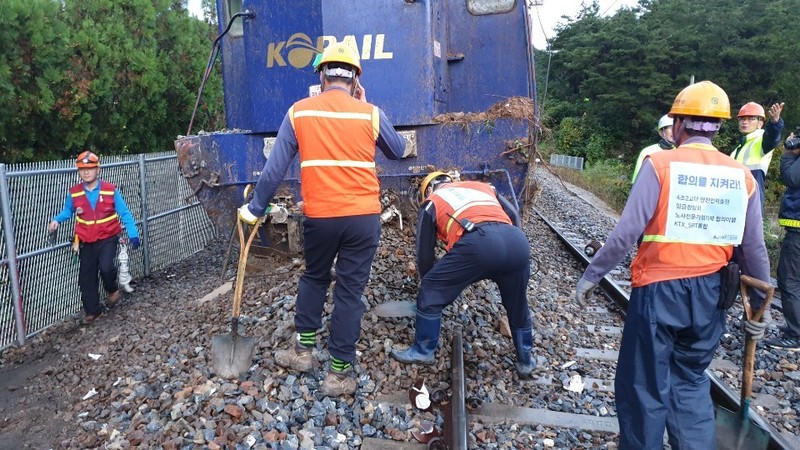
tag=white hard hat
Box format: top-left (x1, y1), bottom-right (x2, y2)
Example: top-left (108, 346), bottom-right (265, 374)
top-left (657, 114), bottom-right (674, 130)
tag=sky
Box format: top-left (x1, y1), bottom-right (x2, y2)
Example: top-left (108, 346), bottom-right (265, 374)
top-left (187, 0), bottom-right (640, 50)
top-left (528, 0), bottom-right (640, 49)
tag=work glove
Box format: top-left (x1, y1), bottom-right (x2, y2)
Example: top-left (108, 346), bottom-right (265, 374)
top-left (129, 237), bottom-right (140, 250)
top-left (238, 204), bottom-right (259, 225)
top-left (575, 276), bottom-right (596, 307)
top-left (743, 318), bottom-right (767, 341)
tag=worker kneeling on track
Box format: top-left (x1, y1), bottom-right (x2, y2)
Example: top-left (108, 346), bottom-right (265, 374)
top-left (574, 81), bottom-right (770, 449)
top-left (391, 171), bottom-right (536, 378)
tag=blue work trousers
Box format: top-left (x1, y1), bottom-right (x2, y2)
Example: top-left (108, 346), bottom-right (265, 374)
top-left (295, 214), bottom-right (380, 362)
top-left (417, 222), bottom-right (531, 331)
top-left (615, 274), bottom-right (725, 450)
top-left (79, 235), bottom-right (119, 315)
top-left (778, 229), bottom-right (800, 336)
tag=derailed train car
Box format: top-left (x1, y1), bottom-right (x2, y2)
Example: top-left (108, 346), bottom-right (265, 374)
top-left (175, 0), bottom-right (537, 253)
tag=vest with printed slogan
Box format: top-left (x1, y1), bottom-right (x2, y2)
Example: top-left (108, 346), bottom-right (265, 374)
top-left (290, 89), bottom-right (380, 218)
top-left (70, 181), bottom-right (121, 243)
top-left (631, 143), bottom-right (756, 287)
top-left (428, 181), bottom-right (511, 251)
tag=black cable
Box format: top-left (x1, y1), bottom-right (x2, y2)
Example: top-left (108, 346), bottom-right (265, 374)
top-left (186, 10), bottom-right (256, 136)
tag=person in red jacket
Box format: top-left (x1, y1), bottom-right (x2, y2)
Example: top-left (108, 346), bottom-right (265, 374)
top-left (238, 42), bottom-right (408, 396)
top-left (391, 172), bottom-right (536, 378)
top-left (49, 151), bottom-right (140, 325)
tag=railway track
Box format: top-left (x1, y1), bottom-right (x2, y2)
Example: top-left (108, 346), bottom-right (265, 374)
top-left (3, 168), bottom-right (800, 449)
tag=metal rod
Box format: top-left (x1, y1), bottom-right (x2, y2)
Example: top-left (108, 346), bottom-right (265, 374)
top-left (139, 154), bottom-right (151, 275)
top-left (451, 327), bottom-right (468, 450)
top-left (0, 164), bottom-right (26, 346)
top-left (5, 155), bottom-right (175, 178)
top-left (147, 202), bottom-right (201, 221)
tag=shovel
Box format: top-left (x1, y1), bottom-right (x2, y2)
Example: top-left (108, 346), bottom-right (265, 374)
top-left (715, 274), bottom-right (774, 450)
top-left (211, 217), bottom-right (262, 378)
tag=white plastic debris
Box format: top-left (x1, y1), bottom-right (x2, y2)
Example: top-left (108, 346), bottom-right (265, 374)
top-left (561, 360), bottom-right (576, 369)
top-left (82, 388), bottom-right (98, 400)
top-left (412, 383), bottom-right (431, 410)
top-left (112, 377), bottom-right (122, 387)
top-left (543, 438), bottom-right (555, 447)
top-left (564, 374), bottom-right (585, 393)
top-left (88, 353), bottom-right (102, 360)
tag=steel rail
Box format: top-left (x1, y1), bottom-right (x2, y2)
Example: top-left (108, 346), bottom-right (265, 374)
top-left (532, 207), bottom-right (795, 450)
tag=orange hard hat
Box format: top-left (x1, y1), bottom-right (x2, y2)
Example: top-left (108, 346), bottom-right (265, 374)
top-left (669, 81), bottom-right (731, 119)
top-left (737, 102), bottom-right (765, 119)
top-left (76, 151), bottom-right (100, 168)
top-left (420, 171), bottom-right (453, 202)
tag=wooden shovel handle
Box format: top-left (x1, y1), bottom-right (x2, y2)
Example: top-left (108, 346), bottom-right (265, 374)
top-left (738, 274), bottom-right (775, 419)
top-left (232, 218), bottom-right (262, 318)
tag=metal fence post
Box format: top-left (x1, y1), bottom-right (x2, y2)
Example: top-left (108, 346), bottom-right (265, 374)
top-left (0, 164), bottom-right (26, 346)
top-left (139, 154), bottom-right (150, 276)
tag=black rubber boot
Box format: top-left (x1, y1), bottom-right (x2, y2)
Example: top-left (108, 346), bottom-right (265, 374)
top-left (512, 327), bottom-right (536, 377)
top-left (391, 312), bottom-right (441, 365)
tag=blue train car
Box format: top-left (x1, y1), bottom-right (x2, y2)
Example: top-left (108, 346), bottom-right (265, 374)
top-left (176, 0), bottom-right (537, 252)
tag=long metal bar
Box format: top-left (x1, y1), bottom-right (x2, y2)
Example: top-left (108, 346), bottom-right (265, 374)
top-left (450, 327), bottom-right (468, 450)
top-left (5, 154), bottom-right (176, 178)
top-left (0, 164), bottom-right (26, 345)
top-left (147, 202), bottom-right (202, 221)
top-left (532, 208), bottom-right (794, 450)
top-left (139, 154), bottom-right (151, 275)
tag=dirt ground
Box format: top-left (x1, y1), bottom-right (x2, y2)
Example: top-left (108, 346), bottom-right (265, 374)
top-left (0, 347), bottom-right (72, 449)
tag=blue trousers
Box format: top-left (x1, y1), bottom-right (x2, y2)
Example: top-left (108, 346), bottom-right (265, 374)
top-left (778, 229), bottom-right (800, 336)
top-left (79, 235), bottom-right (119, 315)
top-left (295, 214), bottom-right (380, 362)
top-left (615, 274), bottom-right (725, 450)
top-left (417, 222), bottom-right (531, 331)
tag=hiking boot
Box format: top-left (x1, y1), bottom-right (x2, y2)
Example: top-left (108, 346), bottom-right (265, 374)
top-left (82, 313), bottom-right (103, 326)
top-left (274, 341), bottom-right (315, 372)
top-left (765, 334), bottom-right (800, 350)
top-left (320, 367), bottom-right (356, 397)
top-left (106, 290), bottom-right (120, 307)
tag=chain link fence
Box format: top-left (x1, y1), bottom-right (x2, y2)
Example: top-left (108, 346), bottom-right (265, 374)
top-left (0, 152), bottom-right (216, 350)
top-left (549, 154), bottom-right (585, 171)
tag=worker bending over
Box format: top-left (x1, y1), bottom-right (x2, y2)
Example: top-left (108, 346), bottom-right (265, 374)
top-left (392, 172), bottom-right (536, 378)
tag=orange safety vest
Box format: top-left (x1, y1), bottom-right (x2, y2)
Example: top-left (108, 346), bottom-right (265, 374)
top-left (428, 181), bottom-right (511, 251)
top-left (70, 181), bottom-right (122, 243)
top-left (290, 89), bottom-right (381, 218)
top-left (631, 143), bottom-right (756, 287)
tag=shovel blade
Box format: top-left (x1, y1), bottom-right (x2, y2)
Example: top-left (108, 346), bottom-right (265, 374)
top-left (371, 300), bottom-right (416, 318)
top-left (715, 406), bottom-right (770, 450)
top-left (211, 333), bottom-right (255, 379)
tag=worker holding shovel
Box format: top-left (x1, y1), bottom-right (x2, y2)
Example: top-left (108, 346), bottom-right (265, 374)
top-left (48, 151), bottom-right (140, 325)
top-left (574, 82), bottom-right (771, 449)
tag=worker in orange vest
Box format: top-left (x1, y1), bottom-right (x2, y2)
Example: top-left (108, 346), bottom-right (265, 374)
top-left (49, 151), bottom-right (140, 325)
top-left (238, 42), bottom-right (408, 396)
top-left (391, 172), bottom-right (535, 378)
top-left (575, 81), bottom-right (770, 449)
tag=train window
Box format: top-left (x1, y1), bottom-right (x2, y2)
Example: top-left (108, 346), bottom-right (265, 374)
top-left (225, 0), bottom-right (243, 37)
top-left (467, 0), bottom-right (515, 15)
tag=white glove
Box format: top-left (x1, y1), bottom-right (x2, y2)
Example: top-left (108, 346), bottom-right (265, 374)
top-left (744, 319), bottom-right (767, 340)
top-left (238, 204), bottom-right (258, 225)
top-left (575, 276), bottom-right (596, 307)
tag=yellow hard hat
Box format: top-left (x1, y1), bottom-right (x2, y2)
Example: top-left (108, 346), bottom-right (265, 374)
top-left (314, 42), bottom-right (361, 76)
top-left (420, 171), bottom-right (453, 202)
top-left (669, 81), bottom-right (731, 119)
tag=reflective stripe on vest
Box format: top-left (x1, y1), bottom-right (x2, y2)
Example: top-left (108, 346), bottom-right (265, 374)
top-left (779, 218), bottom-right (800, 228)
top-left (291, 89), bottom-right (381, 218)
top-left (70, 181), bottom-right (122, 243)
top-left (631, 143), bottom-right (754, 287)
top-left (429, 181), bottom-right (511, 251)
top-left (732, 129), bottom-right (772, 173)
